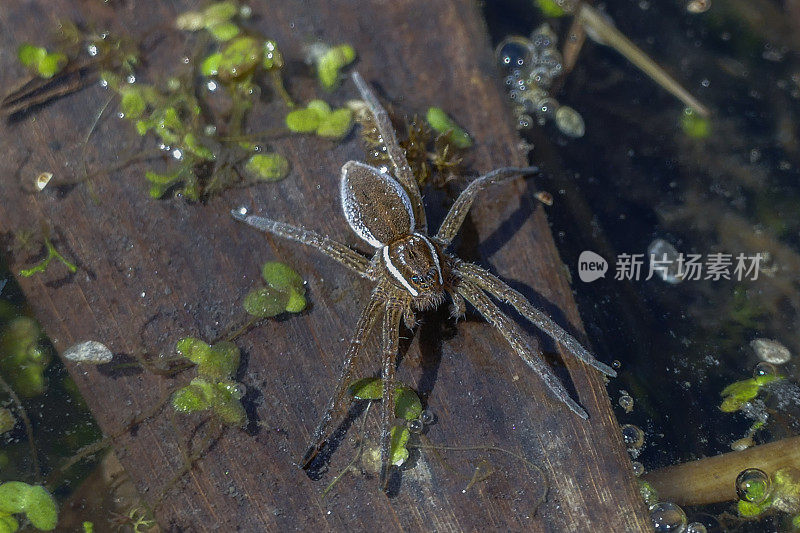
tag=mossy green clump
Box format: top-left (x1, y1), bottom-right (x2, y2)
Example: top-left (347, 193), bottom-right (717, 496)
top-left (680, 108), bottom-right (711, 139)
top-left (286, 100), bottom-right (353, 140)
top-left (720, 374), bottom-right (782, 413)
top-left (348, 378), bottom-right (423, 421)
top-left (173, 337), bottom-right (246, 426)
top-left (175, 338), bottom-right (240, 380)
top-left (244, 153), bottom-right (290, 182)
top-left (638, 480), bottom-right (659, 507)
top-left (0, 513), bottom-right (19, 533)
top-left (172, 377), bottom-right (246, 427)
top-left (17, 44), bottom-right (67, 79)
top-left (426, 107), bottom-right (473, 149)
top-left (389, 426), bottom-right (410, 466)
top-left (0, 482), bottom-right (58, 531)
top-left (0, 409), bottom-right (15, 434)
top-left (244, 262), bottom-right (307, 317)
top-left (0, 318), bottom-right (50, 397)
top-left (316, 44), bottom-right (356, 90)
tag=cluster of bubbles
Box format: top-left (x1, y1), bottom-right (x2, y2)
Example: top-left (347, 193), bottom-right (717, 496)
top-left (408, 409), bottom-right (435, 434)
top-left (649, 502), bottom-right (710, 533)
top-left (495, 25), bottom-right (585, 138)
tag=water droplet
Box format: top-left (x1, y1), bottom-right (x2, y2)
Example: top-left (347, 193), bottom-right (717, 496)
top-left (236, 206), bottom-right (248, 216)
top-left (35, 172), bottom-right (53, 191)
top-left (207, 80), bottom-right (218, 92)
top-left (685, 522), bottom-right (707, 533)
top-left (619, 392), bottom-right (634, 413)
top-left (126, 74), bottom-right (136, 84)
top-left (408, 419), bottom-right (423, 434)
top-left (555, 105), bottom-right (586, 138)
top-left (750, 338), bottom-right (791, 364)
top-left (753, 361), bottom-right (778, 378)
top-left (649, 502), bottom-right (687, 532)
top-left (736, 468), bottom-right (772, 504)
top-left (632, 461), bottom-right (644, 476)
top-left (495, 36), bottom-right (534, 72)
top-left (87, 44), bottom-right (98, 57)
top-left (622, 424), bottom-right (645, 449)
top-left (240, 5), bottom-right (252, 17)
top-left (205, 124), bottom-right (217, 136)
top-left (420, 409), bottom-right (435, 425)
top-left (172, 149), bottom-right (183, 161)
top-left (64, 341), bottom-right (114, 364)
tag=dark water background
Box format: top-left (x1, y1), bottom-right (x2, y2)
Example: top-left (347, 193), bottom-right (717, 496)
top-left (485, 0), bottom-right (800, 530)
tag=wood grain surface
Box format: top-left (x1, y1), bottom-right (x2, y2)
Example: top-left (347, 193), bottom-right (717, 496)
top-left (0, 0), bottom-right (650, 530)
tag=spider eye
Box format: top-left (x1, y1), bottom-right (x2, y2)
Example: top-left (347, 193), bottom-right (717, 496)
top-left (410, 275), bottom-right (422, 284)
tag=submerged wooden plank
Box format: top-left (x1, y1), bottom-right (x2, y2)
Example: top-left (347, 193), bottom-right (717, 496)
top-left (0, 0), bottom-right (649, 530)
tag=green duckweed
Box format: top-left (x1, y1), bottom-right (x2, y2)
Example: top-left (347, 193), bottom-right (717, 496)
top-left (389, 426), bottom-right (410, 466)
top-left (286, 100), bottom-right (353, 140)
top-left (348, 378), bottom-right (423, 421)
top-left (17, 44), bottom-right (67, 79)
top-left (720, 374), bottom-right (782, 413)
top-left (0, 482), bottom-right (58, 531)
top-left (317, 44), bottom-right (356, 90)
top-left (245, 153), bottom-right (290, 182)
top-left (176, 338), bottom-right (240, 380)
top-left (680, 108), bottom-right (711, 139)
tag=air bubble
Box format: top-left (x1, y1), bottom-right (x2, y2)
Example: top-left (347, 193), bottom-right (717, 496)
top-left (420, 409), bottom-right (435, 425)
top-left (753, 362), bottom-right (778, 378)
top-left (408, 419), bottom-right (424, 434)
top-left (736, 468), bottom-right (772, 504)
top-left (622, 424), bottom-right (645, 450)
top-left (495, 36), bottom-right (534, 72)
top-left (686, 522), bottom-right (707, 533)
top-left (649, 502), bottom-right (687, 532)
top-left (619, 392), bottom-right (634, 413)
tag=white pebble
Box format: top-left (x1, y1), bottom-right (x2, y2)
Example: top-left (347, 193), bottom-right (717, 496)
top-left (64, 341), bottom-right (113, 364)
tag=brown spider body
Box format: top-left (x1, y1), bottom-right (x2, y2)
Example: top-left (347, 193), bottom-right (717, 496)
top-left (232, 71), bottom-right (615, 490)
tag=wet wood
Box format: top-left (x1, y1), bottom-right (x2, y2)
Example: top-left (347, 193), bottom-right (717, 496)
top-left (644, 435), bottom-right (800, 506)
top-left (0, 0), bottom-right (649, 530)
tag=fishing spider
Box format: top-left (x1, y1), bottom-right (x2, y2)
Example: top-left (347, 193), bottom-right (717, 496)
top-left (232, 71), bottom-right (615, 489)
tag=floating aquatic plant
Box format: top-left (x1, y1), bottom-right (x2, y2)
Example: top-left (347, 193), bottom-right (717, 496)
top-left (305, 43), bottom-right (356, 90)
top-left (285, 100), bottom-right (354, 140)
top-left (348, 378), bottom-right (423, 421)
top-left (17, 44), bottom-right (67, 79)
top-left (18, 234), bottom-right (77, 279)
top-left (719, 373), bottom-right (783, 413)
top-left (175, 1), bottom-right (241, 41)
top-left (173, 337), bottom-right (246, 426)
top-left (0, 317), bottom-right (49, 397)
top-left (0, 481), bottom-right (58, 531)
top-left (243, 262), bottom-right (306, 317)
top-left (389, 426), bottom-right (410, 466)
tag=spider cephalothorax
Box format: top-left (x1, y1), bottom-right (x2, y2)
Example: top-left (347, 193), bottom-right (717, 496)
top-left (232, 71), bottom-right (615, 490)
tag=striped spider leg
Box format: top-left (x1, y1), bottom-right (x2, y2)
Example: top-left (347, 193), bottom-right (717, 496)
top-left (232, 71), bottom-right (615, 490)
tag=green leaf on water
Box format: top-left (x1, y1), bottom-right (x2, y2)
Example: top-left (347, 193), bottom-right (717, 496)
top-left (208, 21), bottom-right (240, 42)
top-left (286, 108), bottom-right (322, 133)
top-left (316, 108), bottom-right (353, 140)
top-left (389, 426), bottom-right (410, 466)
top-left (394, 387), bottom-right (422, 421)
top-left (426, 107), bottom-right (473, 149)
top-left (349, 377), bottom-right (383, 400)
top-left (245, 154), bottom-right (290, 181)
top-left (243, 287), bottom-right (289, 318)
top-left (317, 44), bottom-right (356, 90)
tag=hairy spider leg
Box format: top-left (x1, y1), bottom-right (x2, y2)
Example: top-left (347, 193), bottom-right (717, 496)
top-left (231, 210), bottom-right (373, 279)
top-left (435, 166), bottom-right (540, 245)
top-left (379, 299), bottom-right (404, 489)
top-left (458, 262), bottom-right (617, 378)
top-left (300, 286), bottom-right (384, 468)
top-left (457, 279), bottom-right (590, 419)
top-left (351, 71), bottom-right (427, 233)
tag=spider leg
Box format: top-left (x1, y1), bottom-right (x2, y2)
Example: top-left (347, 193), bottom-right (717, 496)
top-left (435, 166), bottom-right (540, 246)
top-left (458, 262), bottom-right (616, 377)
top-left (231, 210), bottom-right (373, 279)
top-left (351, 71), bottom-right (427, 233)
top-left (299, 286), bottom-right (384, 468)
top-left (457, 279), bottom-right (589, 419)
top-left (378, 300), bottom-right (404, 490)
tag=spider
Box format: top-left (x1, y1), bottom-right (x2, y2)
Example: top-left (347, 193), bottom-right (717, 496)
top-left (232, 71), bottom-right (615, 489)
